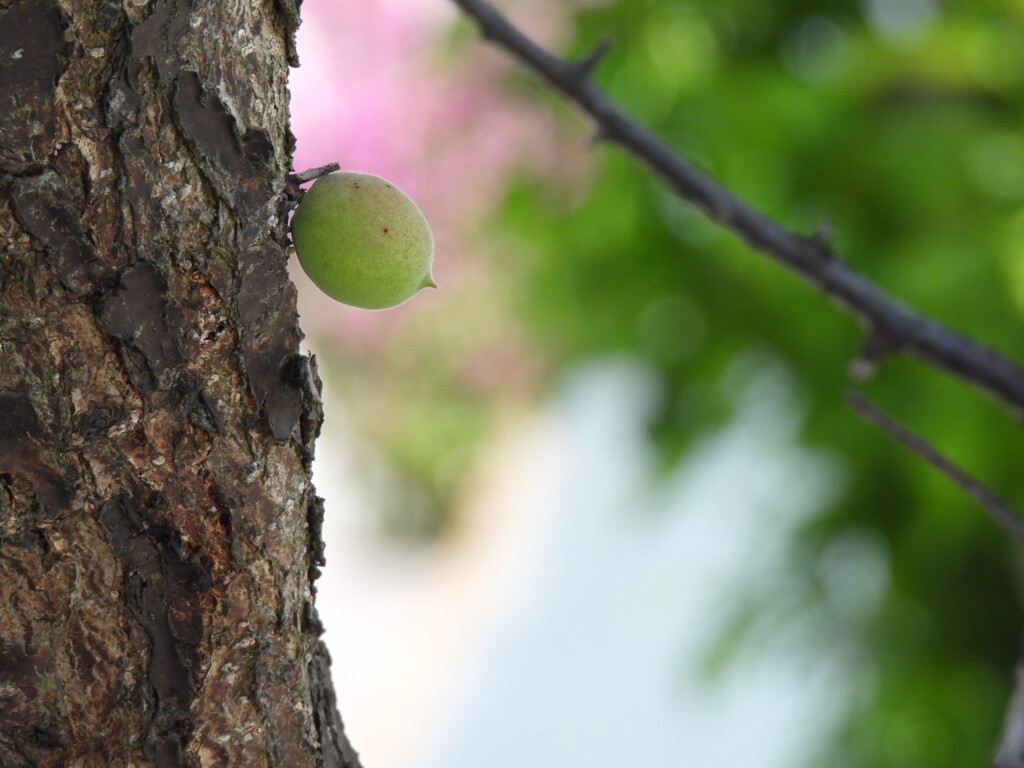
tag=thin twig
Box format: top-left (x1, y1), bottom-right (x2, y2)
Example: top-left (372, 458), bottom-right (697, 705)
top-left (451, 0), bottom-right (1024, 418)
top-left (291, 162), bottom-right (341, 185)
top-left (284, 162), bottom-right (341, 201)
top-left (846, 391), bottom-right (1024, 542)
top-left (993, 655), bottom-right (1024, 768)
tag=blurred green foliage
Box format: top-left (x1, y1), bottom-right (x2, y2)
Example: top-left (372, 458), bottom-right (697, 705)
top-left (488, 0), bottom-right (1024, 765)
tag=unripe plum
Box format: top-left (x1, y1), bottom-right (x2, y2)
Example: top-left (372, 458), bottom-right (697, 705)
top-left (290, 172), bottom-right (436, 309)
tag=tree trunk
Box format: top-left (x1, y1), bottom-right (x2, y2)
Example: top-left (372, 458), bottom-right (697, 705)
top-left (0, 1), bottom-right (360, 766)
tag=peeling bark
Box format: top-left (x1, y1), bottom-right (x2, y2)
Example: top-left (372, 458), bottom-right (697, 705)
top-left (0, 0), bottom-right (359, 766)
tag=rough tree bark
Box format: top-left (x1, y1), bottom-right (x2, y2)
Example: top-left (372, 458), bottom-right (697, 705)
top-left (0, 1), bottom-right (360, 766)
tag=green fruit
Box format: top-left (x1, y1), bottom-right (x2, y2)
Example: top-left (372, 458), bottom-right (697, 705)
top-left (290, 172), bottom-right (436, 309)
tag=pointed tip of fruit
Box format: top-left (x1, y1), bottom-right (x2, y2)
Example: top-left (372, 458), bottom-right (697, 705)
top-left (422, 275), bottom-right (438, 290)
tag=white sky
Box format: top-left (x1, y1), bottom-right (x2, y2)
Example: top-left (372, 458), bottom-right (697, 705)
top-left (314, 357), bottom-right (855, 768)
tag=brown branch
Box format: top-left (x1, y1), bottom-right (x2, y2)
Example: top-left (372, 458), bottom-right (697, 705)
top-left (451, 0), bottom-right (1024, 418)
top-left (846, 391), bottom-right (1024, 542)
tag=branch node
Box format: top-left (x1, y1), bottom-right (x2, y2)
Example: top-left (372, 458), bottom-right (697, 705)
top-left (845, 390), bottom-right (1024, 543)
top-left (801, 221), bottom-right (837, 264)
top-left (849, 327), bottom-right (900, 380)
top-left (847, 358), bottom-right (875, 381)
top-left (587, 127), bottom-right (612, 149)
top-left (568, 37), bottom-right (613, 82)
top-left (811, 220), bottom-right (833, 245)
